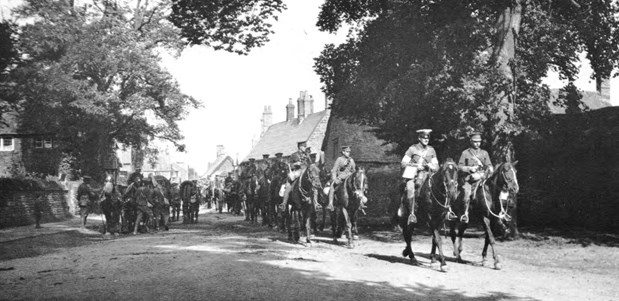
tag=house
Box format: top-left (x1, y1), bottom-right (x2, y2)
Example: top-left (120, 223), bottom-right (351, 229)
top-left (321, 116), bottom-right (402, 218)
top-left (203, 145), bottom-right (235, 188)
top-left (245, 90), bottom-right (330, 167)
top-left (0, 111), bottom-right (60, 177)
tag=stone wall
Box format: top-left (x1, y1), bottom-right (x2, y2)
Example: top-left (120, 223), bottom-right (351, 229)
top-left (0, 187), bottom-right (72, 228)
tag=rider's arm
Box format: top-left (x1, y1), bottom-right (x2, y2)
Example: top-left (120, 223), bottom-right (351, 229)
top-left (401, 146), bottom-right (414, 168)
top-left (458, 152), bottom-right (472, 173)
top-left (428, 149), bottom-right (439, 172)
top-left (331, 157), bottom-right (342, 181)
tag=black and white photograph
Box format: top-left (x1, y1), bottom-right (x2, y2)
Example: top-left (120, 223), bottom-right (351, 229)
top-left (1, 0), bottom-right (618, 300)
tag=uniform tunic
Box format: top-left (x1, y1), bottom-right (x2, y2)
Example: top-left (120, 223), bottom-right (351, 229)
top-left (331, 156), bottom-right (356, 184)
top-left (290, 150), bottom-right (310, 170)
top-left (458, 147), bottom-right (492, 173)
top-left (403, 143), bottom-right (438, 168)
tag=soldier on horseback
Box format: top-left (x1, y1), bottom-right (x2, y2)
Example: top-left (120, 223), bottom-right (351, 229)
top-left (279, 141), bottom-right (316, 210)
top-left (457, 132), bottom-right (493, 222)
top-left (133, 178), bottom-right (155, 235)
top-left (327, 146), bottom-right (358, 211)
top-left (399, 129), bottom-right (439, 224)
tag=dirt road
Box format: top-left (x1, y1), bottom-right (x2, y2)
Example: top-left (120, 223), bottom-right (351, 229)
top-left (1, 210), bottom-right (618, 300)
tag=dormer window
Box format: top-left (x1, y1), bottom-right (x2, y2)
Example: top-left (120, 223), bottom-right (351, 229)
top-left (1, 137), bottom-right (14, 151)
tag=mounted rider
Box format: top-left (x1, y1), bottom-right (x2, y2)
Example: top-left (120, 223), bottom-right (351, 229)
top-left (326, 146), bottom-right (357, 211)
top-left (399, 129), bottom-right (439, 224)
top-left (457, 132), bottom-right (493, 222)
top-left (133, 177), bottom-right (155, 235)
top-left (279, 141), bottom-right (312, 210)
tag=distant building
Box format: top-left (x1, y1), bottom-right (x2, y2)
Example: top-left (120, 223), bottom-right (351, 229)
top-left (245, 90), bottom-right (330, 167)
top-left (203, 145), bottom-right (236, 188)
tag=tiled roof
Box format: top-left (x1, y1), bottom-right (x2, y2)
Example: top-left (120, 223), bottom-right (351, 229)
top-left (204, 155), bottom-right (234, 177)
top-left (322, 116), bottom-right (400, 164)
top-left (245, 110), bottom-right (328, 160)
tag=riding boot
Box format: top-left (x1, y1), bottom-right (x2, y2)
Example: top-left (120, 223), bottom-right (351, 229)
top-left (407, 196), bottom-right (417, 225)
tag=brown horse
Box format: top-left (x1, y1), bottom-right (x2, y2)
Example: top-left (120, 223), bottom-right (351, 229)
top-left (400, 159), bottom-right (459, 270)
top-left (286, 164), bottom-right (323, 245)
top-left (180, 180), bottom-right (200, 223)
top-left (269, 162), bottom-right (289, 231)
top-left (332, 167), bottom-right (368, 248)
top-left (450, 161), bottom-right (519, 269)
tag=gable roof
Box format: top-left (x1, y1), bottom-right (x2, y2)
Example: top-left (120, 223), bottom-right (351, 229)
top-left (322, 116), bottom-right (400, 164)
top-left (204, 155), bottom-right (235, 178)
top-left (245, 110), bottom-right (329, 160)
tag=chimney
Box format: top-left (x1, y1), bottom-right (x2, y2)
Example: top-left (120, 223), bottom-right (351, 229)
top-left (216, 145), bottom-right (225, 158)
top-left (297, 91), bottom-right (306, 121)
top-left (286, 99), bottom-right (295, 122)
top-left (308, 95), bottom-right (314, 114)
top-left (260, 105), bottom-right (273, 136)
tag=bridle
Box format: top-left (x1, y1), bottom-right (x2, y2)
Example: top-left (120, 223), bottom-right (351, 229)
top-left (428, 162), bottom-right (458, 209)
top-left (482, 163), bottom-right (517, 221)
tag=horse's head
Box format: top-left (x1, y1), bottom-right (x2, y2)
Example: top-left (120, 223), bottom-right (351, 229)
top-left (441, 158), bottom-right (459, 202)
top-left (351, 167), bottom-right (368, 204)
top-left (496, 161), bottom-right (519, 194)
top-left (305, 164), bottom-right (323, 189)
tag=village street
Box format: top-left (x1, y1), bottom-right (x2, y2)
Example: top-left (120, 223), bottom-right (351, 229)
top-left (1, 209), bottom-right (618, 301)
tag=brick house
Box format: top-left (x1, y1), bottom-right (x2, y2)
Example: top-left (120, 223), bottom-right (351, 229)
top-left (245, 90), bottom-right (330, 167)
top-left (0, 111), bottom-right (61, 177)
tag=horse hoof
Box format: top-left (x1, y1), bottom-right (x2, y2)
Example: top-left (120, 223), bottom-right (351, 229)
top-left (410, 257), bottom-right (418, 265)
top-left (440, 263), bottom-right (448, 272)
top-left (430, 257), bottom-right (437, 264)
top-left (402, 248), bottom-right (411, 258)
top-left (494, 262), bottom-right (502, 270)
top-left (353, 235), bottom-right (359, 241)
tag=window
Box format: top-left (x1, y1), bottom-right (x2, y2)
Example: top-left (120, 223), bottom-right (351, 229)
top-left (34, 137), bottom-right (54, 149)
top-left (1, 137), bottom-right (14, 151)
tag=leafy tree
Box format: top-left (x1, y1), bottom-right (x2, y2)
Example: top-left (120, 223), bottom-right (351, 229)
top-left (169, 0), bottom-right (286, 54)
top-left (0, 21), bottom-right (20, 126)
top-left (9, 0), bottom-right (199, 178)
top-left (314, 0), bottom-right (619, 161)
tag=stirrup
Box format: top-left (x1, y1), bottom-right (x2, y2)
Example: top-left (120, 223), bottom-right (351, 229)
top-left (460, 212), bottom-right (469, 223)
top-left (447, 207), bottom-right (457, 221)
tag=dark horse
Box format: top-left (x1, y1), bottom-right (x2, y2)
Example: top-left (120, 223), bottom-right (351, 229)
top-left (286, 164), bottom-right (323, 245)
top-left (180, 180), bottom-right (200, 223)
top-left (256, 171), bottom-right (271, 226)
top-left (332, 167), bottom-right (368, 248)
top-left (169, 183), bottom-right (182, 221)
top-left (450, 161), bottom-right (519, 270)
top-left (241, 175), bottom-right (259, 223)
top-left (99, 178), bottom-right (123, 235)
top-left (269, 163), bottom-right (288, 231)
top-left (400, 159), bottom-right (459, 270)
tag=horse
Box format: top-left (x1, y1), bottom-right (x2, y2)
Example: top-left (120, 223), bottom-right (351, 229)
top-left (152, 175), bottom-right (172, 230)
top-left (399, 159), bottom-right (459, 270)
top-left (180, 180), bottom-right (201, 224)
top-left (331, 167), bottom-right (368, 248)
top-left (169, 183), bottom-right (182, 221)
top-left (269, 162), bottom-right (289, 231)
top-left (99, 178), bottom-right (124, 235)
top-left (225, 180), bottom-right (243, 216)
top-left (450, 161), bottom-right (520, 270)
top-left (313, 165), bottom-right (332, 233)
top-left (256, 170), bottom-right (272, 226)
top-left (213, 186), bottom-right (225, 213)
top-left (286, 164), bottom-right (323, 245)
top-left (241, 175), bottom-right (259, 223)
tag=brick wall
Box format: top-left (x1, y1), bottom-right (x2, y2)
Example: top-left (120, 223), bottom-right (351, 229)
top-left (0, 188), bottom-right (72, 228)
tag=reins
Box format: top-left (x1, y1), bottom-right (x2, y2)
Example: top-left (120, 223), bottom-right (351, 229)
top-left (481, 164), bottom-right (511, 221)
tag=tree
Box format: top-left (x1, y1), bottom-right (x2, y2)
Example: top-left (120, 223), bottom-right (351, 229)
top-left (314, 0), bottom-right (619, 160)
top-left (0, 21), bottom-right (20, 126)
top-left (8, 0), bottom-right (200, 178)
top-left (168, 0), bottom-right (286, 54)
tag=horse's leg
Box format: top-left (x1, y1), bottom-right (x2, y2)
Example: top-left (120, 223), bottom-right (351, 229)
top-left (454, 222), bottom-right (468, 263)
top-left (431, 217), bottom-right (448, 271)
top-left (331, 208), bottom-right (338, 243)
top-left (481, 231), bottom-right (490, 267)
top-left (341, 208), bottom-right (353, 248)
top-left (400, 215), bottom-right (417, 263)
top-left (481, 216), bottom-right (501, 269)
top-left (305, 207), bottom-right (313, 246)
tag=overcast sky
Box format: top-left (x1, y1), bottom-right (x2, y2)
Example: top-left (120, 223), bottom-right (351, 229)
top-left (2, 0), bottom-right (617, 174)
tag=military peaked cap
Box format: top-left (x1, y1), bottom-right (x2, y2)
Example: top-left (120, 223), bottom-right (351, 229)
top-left (262, 154), bottom-right (270, 159)
top-left (470, 132), bottom-right (482, 142)
top-left (341, 146), bottom-right (351, 152)
top-left (275, 152), bottom-right (283, 157)
top-left (297, 141), bottom-right (307, 147)
top-left (416, 129), bottom-right (432, 138)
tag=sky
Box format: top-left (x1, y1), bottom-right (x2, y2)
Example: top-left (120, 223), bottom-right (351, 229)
top-left (2, 0), bottom-right (618, 175)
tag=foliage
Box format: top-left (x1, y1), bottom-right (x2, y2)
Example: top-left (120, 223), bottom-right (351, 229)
top-left (0, 21), bottom-right (20, 125)
top-left (6, 0), bottom-right (200, 176)
top-left (169, 0), bottom-right (286, 54)
top-left (314, 0), bottom-right (619, 160)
